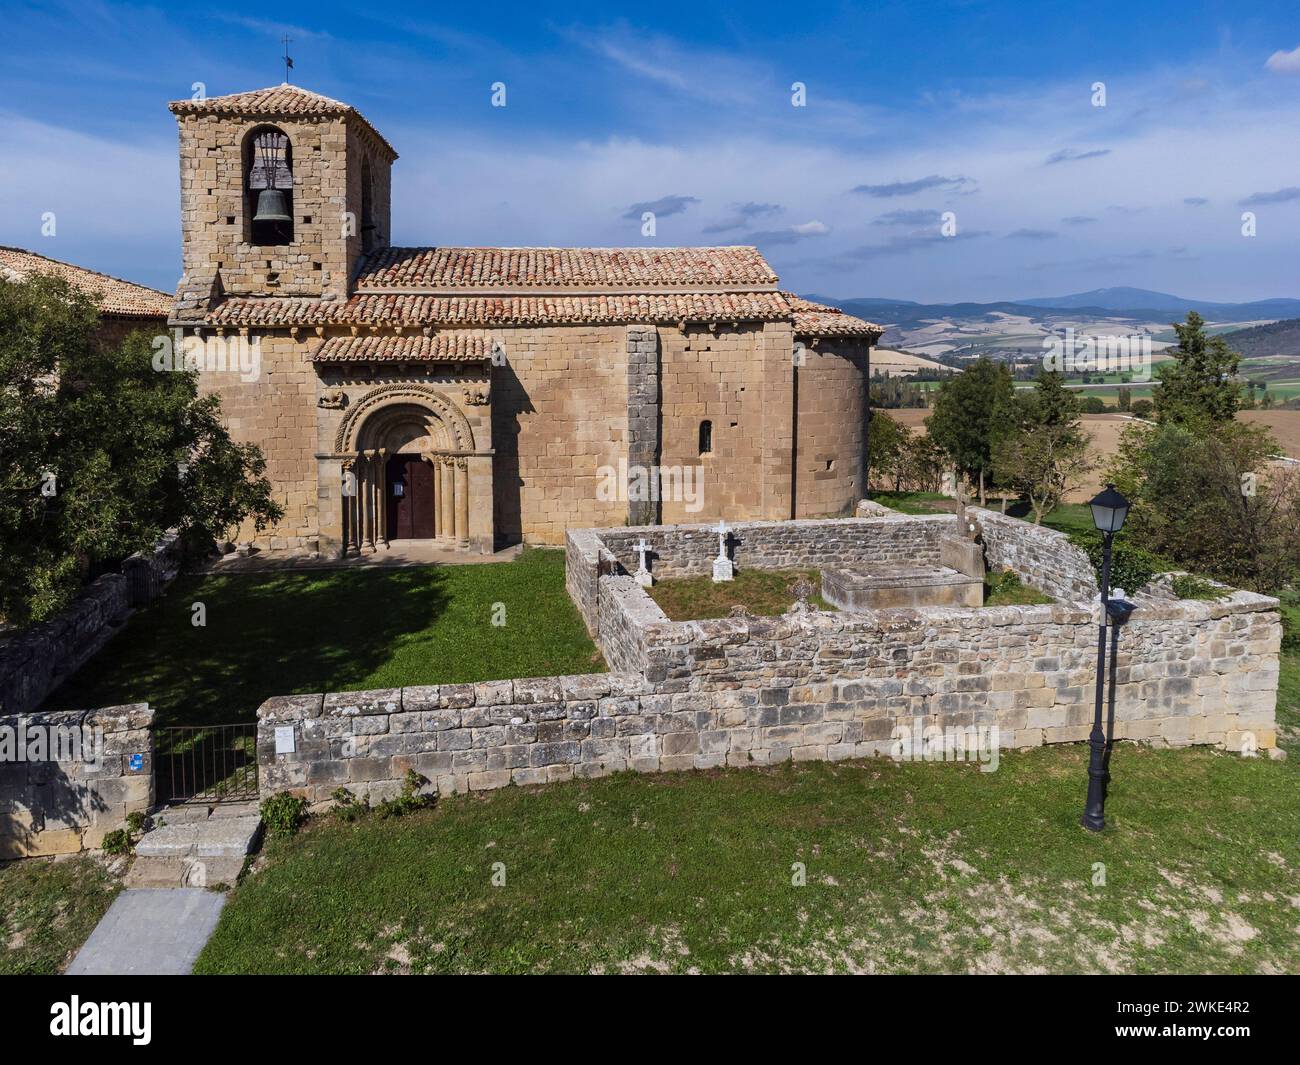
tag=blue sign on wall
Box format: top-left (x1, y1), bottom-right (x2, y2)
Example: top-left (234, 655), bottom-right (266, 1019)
top-left (129, 753), bottom-right (144, 772)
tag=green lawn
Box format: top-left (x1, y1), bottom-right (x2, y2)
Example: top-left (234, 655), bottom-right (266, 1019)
top-left (649, 569), bottom-right (832, 620)
top-left (45, 549), bottom-right (603, 727)
top-left (0, 857), bottom-right (122, 974)
top-left (867, 490), bottom-right (954, 515)
top-left (196, 743), bottom-right (1300, 974)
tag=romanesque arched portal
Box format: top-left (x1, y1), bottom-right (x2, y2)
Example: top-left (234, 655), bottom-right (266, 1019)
top-left (333, 385), bottom-right (478, 553)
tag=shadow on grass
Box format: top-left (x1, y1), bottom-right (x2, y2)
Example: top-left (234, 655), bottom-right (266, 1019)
top-left (42, 552), bottom-right (604, 727)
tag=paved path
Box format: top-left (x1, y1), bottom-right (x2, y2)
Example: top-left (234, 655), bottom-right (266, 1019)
top-left (67, 889), bottom-right (226, 975)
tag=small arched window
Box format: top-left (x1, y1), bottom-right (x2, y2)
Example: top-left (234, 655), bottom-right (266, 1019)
top-left (698, 419), bottom-right (713, 455)
top-left (245, 126), bottom-right (294, 246)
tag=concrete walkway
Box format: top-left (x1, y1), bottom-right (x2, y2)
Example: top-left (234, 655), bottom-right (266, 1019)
top-left (67, 889), bottom-right (226, 975)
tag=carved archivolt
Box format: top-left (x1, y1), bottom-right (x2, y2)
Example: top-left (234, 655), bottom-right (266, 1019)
top-left (334, 383), bottom-right (476, 453)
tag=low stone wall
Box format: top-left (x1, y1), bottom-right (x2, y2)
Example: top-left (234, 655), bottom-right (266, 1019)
top-left (597, 515), bottom-right (949, 581)
top-left (258, 509), bottom-right (1281, 803)
top-left (0, 704), bottom-right (154, 858)
top-left (971, 508), bottom-right (1098, 601)
top-left (0, 531), bottom-right (183, 716)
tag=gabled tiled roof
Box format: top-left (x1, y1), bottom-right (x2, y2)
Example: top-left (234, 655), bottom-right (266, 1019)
top-left (0, 246), bottom-right (172, 319)
top-left (784, 294), bottom-right (882, 339)
top-left (204, 291), bottom-right (799, 328)
top-left (168, 84), bottom-right (396, 158)
top-left (310, 334), bottom-right (489, 362)
top-left (353, 246), bottom-right (779, 291)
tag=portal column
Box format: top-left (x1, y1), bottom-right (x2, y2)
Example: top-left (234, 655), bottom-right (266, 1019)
top-left (376, 449), bottom-right (389, 548)
top-left (439, 457), bottom-right (455, 543)
top-left (454, 457), bottom-right (470, 548)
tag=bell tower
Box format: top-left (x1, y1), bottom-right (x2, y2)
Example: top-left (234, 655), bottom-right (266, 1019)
top-left (169, 85), bottom-right (397, 314)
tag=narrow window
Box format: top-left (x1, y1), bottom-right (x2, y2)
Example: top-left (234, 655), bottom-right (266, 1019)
top-left (698, 420), bottom-right (713, 455)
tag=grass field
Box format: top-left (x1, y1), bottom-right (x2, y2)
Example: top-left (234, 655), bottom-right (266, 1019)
top-left (44, 549), bottom-right (603, 726)
top-left (0, 857), bottom-right (122, 974)
top-left (194, 739), bottom-right (1300, 975)
top-left (649, 569), bottom-right (832, 620)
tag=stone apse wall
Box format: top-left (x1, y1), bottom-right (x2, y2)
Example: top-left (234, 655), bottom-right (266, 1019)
top-left (0, 704), bottom-right (154, 858)
top-left (259, 510), bottom-right (1281, 801)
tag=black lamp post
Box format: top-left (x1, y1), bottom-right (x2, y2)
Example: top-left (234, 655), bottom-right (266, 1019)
top-left (1081, 483), bottom-right (1132, 832)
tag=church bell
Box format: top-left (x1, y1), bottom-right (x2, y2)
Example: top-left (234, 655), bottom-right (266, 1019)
top-left (253, 188), bottom-right (291, 224)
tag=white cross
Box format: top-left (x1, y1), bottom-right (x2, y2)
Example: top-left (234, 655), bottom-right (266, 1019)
top-left (635, 538), bottom-right (651, 571)
top-left (714, 520), bottom-right (730, 557)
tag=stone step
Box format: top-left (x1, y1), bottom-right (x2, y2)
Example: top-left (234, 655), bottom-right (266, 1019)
top-left (154, 801), bottom-right (260, 825)
top-left (137, 815), bottom-right (262, 859)
top-left (124, 854), bottom-right (246, 889)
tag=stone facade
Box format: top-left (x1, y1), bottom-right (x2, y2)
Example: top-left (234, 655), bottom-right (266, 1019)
top-left (0, 704), bottom-right (154, 858)
top-left (167, 84), bottom-right (882, 555)
top-left (261, 511), bottom-right (1280, 802)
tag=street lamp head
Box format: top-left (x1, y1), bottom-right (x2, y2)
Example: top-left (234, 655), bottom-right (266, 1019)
top-left (1088, 483), bottom-right (1131, 535)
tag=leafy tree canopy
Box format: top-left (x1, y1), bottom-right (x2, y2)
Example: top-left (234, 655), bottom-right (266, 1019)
top-left (0, 274), bottom-right (281, 626)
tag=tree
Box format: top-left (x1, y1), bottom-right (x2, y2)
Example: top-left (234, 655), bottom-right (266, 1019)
top-left (1130, 398), bottom-right (1154, 419)
top-left (899, 434), bottom-right (946, 493)
top-left (866, 410), bottom-right (907, 491)
top-left (0, 274), bottom-right (282, 626)
top-left (1106, 418), bottom-right (1299, 592)
top-left (1153, 311), bottom-right (1242, 427)
top-left (925, 358), bottom-right (1015, 504)
top-left (991, 372), bottom-right (1093, 523)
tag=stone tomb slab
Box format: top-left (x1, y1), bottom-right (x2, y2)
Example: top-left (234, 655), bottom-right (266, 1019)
top-left (821, 564), bottom-right (983, 611)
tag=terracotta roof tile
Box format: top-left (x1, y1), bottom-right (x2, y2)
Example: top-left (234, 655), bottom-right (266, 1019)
top-left (0, 246), bottom-right (172, 319)
top-left (168, 84), bottom-right (396, 158)
top-left (784, 293), bottom-right (882, 339)
top-left (310, 333), bottom-right (488, 362)
top-left (204, 291), bottom-right (797, 328)
top-left (354, 246), bottom-right (778, 290)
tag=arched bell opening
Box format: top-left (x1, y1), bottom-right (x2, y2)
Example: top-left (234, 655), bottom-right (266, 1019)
top-left (243, 125), bottom-right (294, 246)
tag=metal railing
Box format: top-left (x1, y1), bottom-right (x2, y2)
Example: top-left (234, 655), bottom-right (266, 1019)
top-left (154, 724), bottom-right (258, 803)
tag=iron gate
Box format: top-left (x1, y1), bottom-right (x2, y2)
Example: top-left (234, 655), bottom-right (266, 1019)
top-left (154, 724), bottom-right (258, 803)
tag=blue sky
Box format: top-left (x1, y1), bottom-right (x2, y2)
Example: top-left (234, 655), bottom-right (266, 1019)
top-left (1, 0), bottom-right (1298, 302)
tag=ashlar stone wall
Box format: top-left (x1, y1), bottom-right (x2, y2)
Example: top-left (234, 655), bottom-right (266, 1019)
top-left (0, 704), bottom-right (154, 858)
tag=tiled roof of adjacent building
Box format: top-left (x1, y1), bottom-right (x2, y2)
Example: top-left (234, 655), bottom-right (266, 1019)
top-left (784, 294), bottom-right (882, 338)
top-left (0, 246), bottom-right (172, 319)
top-left (168, 84), bottom-right (397, 158)
top-left (353, 246), bottom-right (779, 291)
top-left (310, 333), bottom-right (489, 362)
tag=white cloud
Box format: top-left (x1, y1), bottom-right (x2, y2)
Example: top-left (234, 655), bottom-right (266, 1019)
top-left (1265, 45), bottom-right (1300, 74)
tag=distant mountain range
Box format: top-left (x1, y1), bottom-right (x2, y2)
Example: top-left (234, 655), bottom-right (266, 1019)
top-left (808, 288), bottom-right (1300, 326)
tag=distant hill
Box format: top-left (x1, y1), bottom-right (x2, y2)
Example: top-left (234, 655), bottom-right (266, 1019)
top-left (806, 289), bottom-right (1300, 326)
top-left (1017, 288), bottom-right (1300, 320)
top-left (1218, 318), bottom-right (1300, 359)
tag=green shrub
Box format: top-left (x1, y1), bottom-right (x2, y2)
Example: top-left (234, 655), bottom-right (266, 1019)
top-left (330, 787), bottom-right (371, 823)
top-left (375, 770), bottom-right (434, 820)
top-left (1170, 574), bottom-right (1229, 601)
top-left (124, 811), bottom-right (150, 834)
top-left (1069, 530), bottom-right (1166, 594)
top-left (1280, 603), bottom-right (1300, 653)
top-left (100, 829), bottom-right (133, 855)
top-left (260, 792), bottom-right (309, 837)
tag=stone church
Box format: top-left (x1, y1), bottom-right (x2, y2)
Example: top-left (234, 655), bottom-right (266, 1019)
top-left (167, 84), bottom-right (881, 555)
